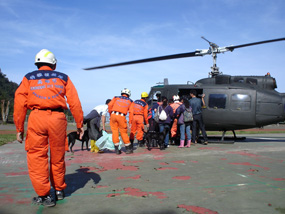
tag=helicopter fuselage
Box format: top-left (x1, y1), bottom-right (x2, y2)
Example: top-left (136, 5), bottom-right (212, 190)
top-left (147, 75), bottom-right (285, 131)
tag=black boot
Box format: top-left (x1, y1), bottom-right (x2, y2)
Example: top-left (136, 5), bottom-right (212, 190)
top-left (130, 139), bottom-right (134, 150)
top-left (125, 145), bottom-right (133, 154)
top-left (138, 140), bottom-right (144, 147)
top-left (115, 146), bottom-right (121, 155)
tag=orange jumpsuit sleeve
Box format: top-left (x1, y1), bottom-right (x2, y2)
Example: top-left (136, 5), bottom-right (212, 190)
top-left (108, 97), bottom-right (116, 115)
top-left (65, 77), bottom-right (83, 128)
top-left (143, 104), bottom-right (149, 125)
top-left (13, 77), bottom-right (29, 133)
top-left (128, 102), bottom-right (134, 125)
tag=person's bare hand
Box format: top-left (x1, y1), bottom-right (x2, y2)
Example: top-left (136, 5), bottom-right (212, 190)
top-left (17, 132), bottom-right (24, 143)
top-left (77, 127), bottom-right (84, 140)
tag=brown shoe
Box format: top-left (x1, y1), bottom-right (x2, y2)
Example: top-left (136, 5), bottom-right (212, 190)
top-left (203, 141), bottom-right (208, 145)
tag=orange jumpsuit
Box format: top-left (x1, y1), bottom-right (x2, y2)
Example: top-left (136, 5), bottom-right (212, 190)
top-left (170, 102), bottom-right (182, 138)
top-left (130, 99), bottom-right (149, 142)
top-left (13, 66), bottom-right (83, 197)
top-left (108, 95), bottom-right (133, 146)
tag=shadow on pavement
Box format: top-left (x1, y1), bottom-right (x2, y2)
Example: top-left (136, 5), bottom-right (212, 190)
top-left (65, 167), bottom-right (101, 197)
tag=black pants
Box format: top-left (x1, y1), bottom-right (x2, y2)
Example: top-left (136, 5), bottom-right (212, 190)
top-left (192, 113), bottom-right (208, 142)
top-left (84, 110), bottom-right (101, 140)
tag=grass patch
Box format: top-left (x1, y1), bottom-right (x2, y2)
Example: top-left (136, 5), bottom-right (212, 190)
top-left (0, 134), bottom-right (16, 146)
top-left (275, 207), bottom-right (285, 214)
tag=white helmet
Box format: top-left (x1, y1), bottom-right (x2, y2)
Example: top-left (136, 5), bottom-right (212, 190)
top-left (121, 88), bottom-right (131, 97)
top-left (35, 49), bottom-right (57, 65)
top-left (173, 95), bottom-right (180, 101)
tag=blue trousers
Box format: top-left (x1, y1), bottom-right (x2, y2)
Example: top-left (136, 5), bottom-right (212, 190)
top-left (179, 124), bottom-right (191, 141)
top-left (159, 123), bottom-right (170, 146)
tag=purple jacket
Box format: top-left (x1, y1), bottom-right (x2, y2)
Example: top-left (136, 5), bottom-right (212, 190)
top-left (176, 104), bottom-right (192, 125)
top-left (158, 105), bottom-right (173, 124)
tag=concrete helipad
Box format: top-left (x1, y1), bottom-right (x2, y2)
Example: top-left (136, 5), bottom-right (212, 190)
top-left (0, 133), bottom-right (285, 214)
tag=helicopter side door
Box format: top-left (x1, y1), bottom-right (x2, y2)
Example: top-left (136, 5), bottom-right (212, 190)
top-left (202, 88), bottom-right (256, 130)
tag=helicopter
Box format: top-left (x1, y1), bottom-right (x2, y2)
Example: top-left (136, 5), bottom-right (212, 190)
top-left (84, 37), bottom-right (285, 142)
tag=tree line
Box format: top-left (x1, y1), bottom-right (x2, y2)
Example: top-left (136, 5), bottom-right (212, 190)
top-left (0, 69), bottom-right (19, 124)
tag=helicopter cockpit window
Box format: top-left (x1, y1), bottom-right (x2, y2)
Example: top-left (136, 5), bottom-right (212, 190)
top-left (233, 77), bottom-right (244, 83)
top-left (246, 78), bottom-right (258, 85)
top-left (208, 94), bottom-right (227, 109)
top-left (231, 94), bottom-right (251, 111)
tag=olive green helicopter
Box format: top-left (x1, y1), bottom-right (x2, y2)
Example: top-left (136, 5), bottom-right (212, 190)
top-left (84, 37), bottom-right (285, 142)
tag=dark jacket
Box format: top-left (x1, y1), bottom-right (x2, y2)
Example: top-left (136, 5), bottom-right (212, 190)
top-left (189, 97), bottom-right (203, 115)
top-left (157, 105), bottom-right (173, 124)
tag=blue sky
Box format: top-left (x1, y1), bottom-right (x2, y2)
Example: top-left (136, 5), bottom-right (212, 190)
top-left (1, 0), bottom-right (285, 114)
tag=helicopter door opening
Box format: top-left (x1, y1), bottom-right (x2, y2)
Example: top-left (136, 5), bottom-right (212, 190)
top-left (178, 89), bottom-right (204, 100)
top-left (147, 89), bottom-right (163, 107)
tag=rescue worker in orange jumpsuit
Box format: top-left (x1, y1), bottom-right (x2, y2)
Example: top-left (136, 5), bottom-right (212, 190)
top-left (130, 92), bottom-right (150, 148)
top-left (108, 88), bottom-right (133, 154)
top-left (13, 49), bottom-right (84, 207)
top-left (170, 95), bottom-right (182, 144)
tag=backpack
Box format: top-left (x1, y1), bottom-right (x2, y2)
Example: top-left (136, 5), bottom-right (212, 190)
top-left (154, 108), bottom-right (160, 123)
top-left (154, 106), bottom-right (167, 122)
top-left (159, 107), bottom-right (167, 121)
top-left (183, 108), bottom-right (193, 122)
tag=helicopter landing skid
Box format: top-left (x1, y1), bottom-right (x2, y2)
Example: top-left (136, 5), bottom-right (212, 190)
top-left (200, 130), bottom-right (246, 144)
top-left (204, 136), bottom-right (246, 144)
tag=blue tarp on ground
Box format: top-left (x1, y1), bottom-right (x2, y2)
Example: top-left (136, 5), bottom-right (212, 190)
top-left (95, 131), bottom-right (124, 150)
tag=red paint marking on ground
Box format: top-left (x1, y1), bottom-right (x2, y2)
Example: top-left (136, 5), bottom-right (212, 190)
top-left (198, 147), bottom-right (224, 151)
top-left (156, 167), bottom-right (178, 171)
top-left (135, 149), bottom-right (169, 155)
top-left (124, 160), bottom-right (144, 163)
top-left (107, 193), bottom-right (121, 197)
top-left (172, 160), bottom-right (185, 164)
top-left (159, 162), bottom-right (169, 165)
top-left (67, 154), bottom-right (140, 172)
top-left (96, 185), bottom-right (109, 188)
top-left (172, 176), bottom-right (191, 180)
top-left (227, 151), bottom-right (261, 157)
top-left (190, 160), bottom-right (198, 163)
top-left (4, 171), bottom-right (29, 177)
top-left (79, 166), bottom-right (98, 172)
top-left (65, 150), bottom-right (109, 166)
top-left (154, 156), bottom-right (165, 160)
top-left (228, 162), bottom-right (270, 170)
top-left (95, 159), bottom-right (139, 172)
top-left (247, 168), bottom-right (259, 173)
top-left (273, 178), bottom-right (285, 181)
top-left (117, 175), bottom-right (141, 180)
top-left (178, 204), bottom-right (219, 214)
top-left (16, 198), bottom-right (30, 204)
top-left (65, 146), bottom-right (168, 169)
top-left (0, 194), bottom-right (14, 204)
top-left (107, 187), bottom-right (167, 199)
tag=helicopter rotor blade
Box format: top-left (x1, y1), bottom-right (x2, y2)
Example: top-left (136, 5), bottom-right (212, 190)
top-left (226, 37), bottom-right (285, 51)
top-left (84, 51), bottom-right (199, 70)
top-left (84, 37), bottom-right (285, 70)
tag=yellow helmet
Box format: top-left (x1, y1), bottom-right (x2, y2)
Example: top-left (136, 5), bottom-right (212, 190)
top-left (141, 92), bottom-right (148, 98)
